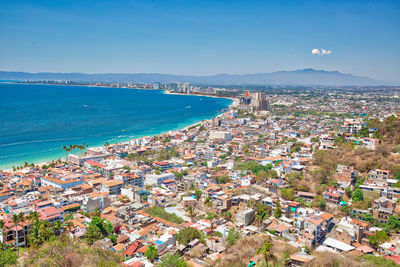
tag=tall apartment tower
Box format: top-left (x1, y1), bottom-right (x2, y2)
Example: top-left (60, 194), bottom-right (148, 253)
top-left (250, 92), bottom-right (269, 111)
top-left (183, 83), bottom-right (191, 93)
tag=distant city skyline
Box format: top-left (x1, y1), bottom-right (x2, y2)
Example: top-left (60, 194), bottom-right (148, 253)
top-left (0, 0), bottom-right (399, 82)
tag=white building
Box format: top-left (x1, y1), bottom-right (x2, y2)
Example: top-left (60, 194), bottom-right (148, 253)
top-left (144, 173), bottom-right (175, 187)
top-left (209, 131), bottom-right (231, 141)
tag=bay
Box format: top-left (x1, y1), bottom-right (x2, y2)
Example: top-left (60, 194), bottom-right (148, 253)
top-left (0, 83), bottom-right (231, 169)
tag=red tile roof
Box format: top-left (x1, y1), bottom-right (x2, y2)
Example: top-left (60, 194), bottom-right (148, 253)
top-left (384, 255), bottom-right (400, 264)
top-left (86, 160), bottom-right (106, 168)
top-left (124, 242), bottom-right (139, 256)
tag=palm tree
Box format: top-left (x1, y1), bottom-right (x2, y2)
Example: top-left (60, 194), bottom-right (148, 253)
top-left (28, 219), bottom-right (44, 247)
top-left (210, 221), bottom-right (215, 236)
top-left (12, 214), bottom-right (21, 255)
top-left (53, 220), bottom-right (64, 235)
top-left (281, 251), bottom-right (291, 266)
top-left (0, 219), bottom-right (5, 242)
top-left (28, 211), bottom-right (40, 224)
top-left (0, 219), bottom-right (11, 249)
top-left (255, 241), bottom-right (277, 267)
top-left (144, 244), bottom-right (158, 263)
top-left (65, 221), bottom-right (73, 232)
top-left (17, 212), bottom-right (27, 248)
top-left (186, 205), bottom-right (195, 222)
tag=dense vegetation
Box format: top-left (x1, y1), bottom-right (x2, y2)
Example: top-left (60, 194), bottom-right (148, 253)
top-left (0, 210), bottom-right (124, 267)
top-left (159, 253), bottom-right (188, 267)
top-left (145, 206), bottom-right (184, 224)
top-left (176, 227), bottom-right (204, 246)
top-left (234, 160), bottom-right (277, 182)
top-left (21, 236), bottom-right (122, 267)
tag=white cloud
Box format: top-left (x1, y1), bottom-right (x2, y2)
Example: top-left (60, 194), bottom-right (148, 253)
top-left (321, 49), bottom-right (332, 55)
top-left (312, 48), bottom-right (320, 55)
top-left (312, 48), bottom-right (332, 56)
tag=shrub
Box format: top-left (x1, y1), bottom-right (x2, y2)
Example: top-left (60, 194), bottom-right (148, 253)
top-left (177, 227), bottom-right (203, 246)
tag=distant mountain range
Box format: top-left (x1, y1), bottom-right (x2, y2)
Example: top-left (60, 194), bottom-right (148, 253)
top-left (0, 69), bottom-right (395, 86)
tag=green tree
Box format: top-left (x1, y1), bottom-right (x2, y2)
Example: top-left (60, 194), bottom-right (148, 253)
top-left (206, 211), bottom-right (216, 221)
top-left (280, 188), bottom-right (295, 201)
top-left (256, 171), bottom-right (268, 182)
top-left (177, 227), bottom-right (203, 246)
top-left (368, 230), bottom-right (389, 248)
top-left (174, 172), bottom-right (184, 180)
top-left (215, 175), bottom-right (231, 184)
top-left (104, 220), bottom-right (114, 235)
top-left (222, 211), bottom-right (232, 221)
top-left (109, 235), bottom-right (117, 245)
top-left (84, 224), bottom-right (103, 245)
top-left (226, 228), bottom-right (240, 248)
top-left (28, 211), bottom-right (40, 224)
top-left (28, 219), bottom-right (55, 247)
top-left (387, 215), bottom-right (400, 233)
top-left (186, 205), bottom-right (195, 222)
top-left (194, 189), bottom-right (202, 201)
top-left (53, 220), bottom-right (64, 235)
top-left (274, 201), bottom-right (282, 218)
top-left (144, 244), bottom-right (158, 263)
top-left (364, 213), bottom-right (374, 223)
top-left (0, 248), bottom-right (17, 266)
top-left (281, 250), bottom-right (291, 267)
top-left (159, 253), bottom-right (187, 267)
top-left (255, 241), bottom-right (277, 267)
top-left (89, 216), bottom-right (106, 234)
top-left (352, 188), bottom-right (364, 202)
top-left (311, 195), bottom-right (327, 210)
top-left (345, 187), bottom-right (352, 198)
top-left (11, 213), bottom-right (23, 256)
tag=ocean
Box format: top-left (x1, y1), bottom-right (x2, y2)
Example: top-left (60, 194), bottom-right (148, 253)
top-left (0, 82), bottom-right (232, 169)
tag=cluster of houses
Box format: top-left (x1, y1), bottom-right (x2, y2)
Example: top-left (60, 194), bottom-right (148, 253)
top-left (0, 89), bottom-right (399, 266)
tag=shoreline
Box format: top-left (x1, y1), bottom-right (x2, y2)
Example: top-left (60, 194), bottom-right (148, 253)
top-left (0, 86), bottom-right (237, 172)
top-left (10, 81), bottom-right (236, 102)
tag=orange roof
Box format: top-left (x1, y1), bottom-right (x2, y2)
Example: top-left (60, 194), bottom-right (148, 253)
top-left (38, 186), bottom-right (52, 192)
top-left (42, 176), bottom-right (80, 185)
top-left (320, 212), bottom-right (334, 221)
top-left (162, 179), bottom-right (175, 184)
top-left (81, 184), bottom-right (93, 190)
top-left (124, 242), bottom-right (139, 256)
top-left (154, 161), bottom-right (171, 166)
top-left (18, 180), bottom-right (33, 186)
top-left (103, 180), bottom-right (123, 187)
top-left (309, 217), bottom-right (323, 226)
top-left (137, 245), bottom-right (147, 254)
top-left (86, 191), bottom-right (108, 198)
top-left (86, 160), bottom-right (106, 168)
top-left (350, 219), bottom-right (371, 228)
top-left (113, 243), bottom-right (126, 252)
top-left (290, 254), bottom-right (313, 263)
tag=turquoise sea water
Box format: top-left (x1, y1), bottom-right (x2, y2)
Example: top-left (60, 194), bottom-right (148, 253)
top-left (0, 83), bottom-right (231, 169)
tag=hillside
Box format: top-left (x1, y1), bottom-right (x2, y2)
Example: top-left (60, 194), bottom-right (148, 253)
top-left (0, 69), bottom-right (391, 86)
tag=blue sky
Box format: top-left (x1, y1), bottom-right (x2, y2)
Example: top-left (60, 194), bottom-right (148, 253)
top-left (0, 0), bottom-right (399, 81)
